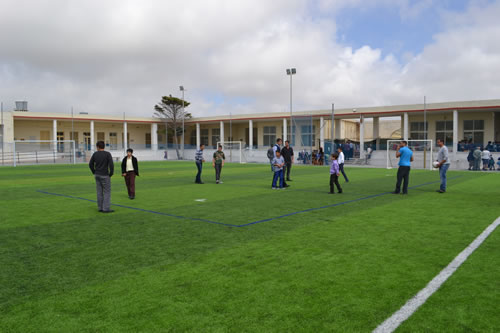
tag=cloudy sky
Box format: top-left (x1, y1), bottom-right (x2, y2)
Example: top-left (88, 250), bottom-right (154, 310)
top-left (1, 0), bottom-right (499, 117)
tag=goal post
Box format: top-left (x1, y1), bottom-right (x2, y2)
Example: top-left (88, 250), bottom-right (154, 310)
top-left (216, 141), bottom-right (246, 164)
top-left (12, 140), bottom-right (77, 166)
top-left (386, 139), bottom-right (433, 170)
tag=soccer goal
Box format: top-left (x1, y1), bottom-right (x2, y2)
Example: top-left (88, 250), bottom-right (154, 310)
top-left (386, 140), bottom-right (433, 170)
top-left (10, 140), bottom-right (77, 167)
top-left (217, 141), bottom-right (247, 164)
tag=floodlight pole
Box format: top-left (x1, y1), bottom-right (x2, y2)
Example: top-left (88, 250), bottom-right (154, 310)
top-left (286, 68), bottom-right (296, 142)
top-left (424, 96), bottom-right (427, 168)
top-left (331, 103), bottom-right (335, 153)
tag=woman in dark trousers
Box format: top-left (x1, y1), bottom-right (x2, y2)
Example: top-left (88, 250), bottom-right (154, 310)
top-left (121, 148), bottom-right (139, 199)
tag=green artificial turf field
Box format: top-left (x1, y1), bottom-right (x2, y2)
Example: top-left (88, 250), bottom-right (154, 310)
top-left (1, 161), bottom-right (499, 332)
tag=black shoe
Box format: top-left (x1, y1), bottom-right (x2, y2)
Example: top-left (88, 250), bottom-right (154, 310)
top-left (437, 190), bottom-right (445, 193)
top-left (131, 196), bottom-right (135, 199)
top-left (98, 209), bottom-right (103, 212)
top-left (285, 184), bottom-right (290, 187)
top-left (338, 191), bottom-right (343, 194)
top-left (102, 210), bottom-right (115, 213)
top-left (199, 181), bottom-right (204, 184)
top-left (392, 191), bottom-right (400, 194)
top-left (287, 179), bottom-right (292, 181)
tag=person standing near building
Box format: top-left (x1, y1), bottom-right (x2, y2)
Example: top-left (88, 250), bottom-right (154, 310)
top-left (212, 145), bottom-right (225, 184)
top-left (89, 141), bottom-right (114, 213)
top-left (481, 147), bottom-right (490, 171)
top-left (121, 148), bottom-right (139, 199)
top-left (435, 139), bottom-right (450, 193)
top-left (195, 144), bottom-right (205, 184)
top-left (281, 140), bottom-right (294, 181)
top-left (273, 138), bottom-right (289, 187)
top-left (329, 153), bottom-right (343, 194)
top-left (271, 150), bottom-right (285, 189)
top-left (337, 147), bottom-right (349, 182)
top-left (473, 147), bottom-right (482, 171)
top-left (392, 140), bottom-right (413, 195)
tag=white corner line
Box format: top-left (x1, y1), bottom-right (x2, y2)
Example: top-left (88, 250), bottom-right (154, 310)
top-left (373, 216), bottom-right (500, 333)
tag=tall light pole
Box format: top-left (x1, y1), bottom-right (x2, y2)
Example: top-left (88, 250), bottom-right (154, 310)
top-left (180, 86), bottom-right (185, 160)
top-left (286, 68), bottom-right (296, 142)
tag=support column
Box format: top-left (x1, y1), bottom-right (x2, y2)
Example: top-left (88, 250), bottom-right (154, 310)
top-left (220, 121), bottom-right (224, 147)
top-left (373, 117), bottom-right (380, 150)
top-left (52, 119), bottom-right (57, 152)
top-left (90, 120), bottom-right (95, 151)
top-left (359, 115), bottom-right (365, 159)
top-left (453, 110), bottom-right (458, 158)
top-left (123, 121), bottom-right (128, 151)
top-left (320, 116), bottom-right (325, 148)
top-left (151, 123), bottom-right (158, 151)
top-left (403, 112), bottom-right (409, 141)
top-left (283, 118), bottom-right (287, 142)
top-left (196, 123), bottom-right (201, 148)
top-left (249, 119), bottom-right (253, 149)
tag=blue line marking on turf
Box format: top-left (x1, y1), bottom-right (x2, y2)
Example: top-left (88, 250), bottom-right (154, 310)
top-left (37, 175), bottom-right (462, 228)
top-left (35, 190), bottom-right (238, 227)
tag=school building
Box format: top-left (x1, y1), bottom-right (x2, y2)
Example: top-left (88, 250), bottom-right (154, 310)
top-left (1, 99), bottom-right (499, 167)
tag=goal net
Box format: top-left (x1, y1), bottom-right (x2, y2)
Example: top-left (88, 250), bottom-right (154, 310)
top-left (386, 140), bottom-right (433, 170)
top-left (10, 140), bottom-right (78, 166)
top-left (217, 141), bottom-right (247, 164)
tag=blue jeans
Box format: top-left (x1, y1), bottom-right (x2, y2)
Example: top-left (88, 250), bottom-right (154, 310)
top-left (272, 170), bottom-right (284, 188)
top-left (439, 164), bottom-right (450, 191)
top-left (195, 162), bottom-right (203, 183)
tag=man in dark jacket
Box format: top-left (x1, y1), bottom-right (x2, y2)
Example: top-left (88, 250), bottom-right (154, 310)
top-left (281, 140), bottom-right (294, 181)
top-left (89, 141), bottom-right (114, 212)
top-left (121, 148), bottom-right (139, 199)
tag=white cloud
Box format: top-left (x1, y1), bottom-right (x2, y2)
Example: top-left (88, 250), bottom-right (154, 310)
top-left (1, 0), bottom-right (500, 118)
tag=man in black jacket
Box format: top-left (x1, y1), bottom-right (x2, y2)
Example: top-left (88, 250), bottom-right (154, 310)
top-left (121, 148), bottom-right (139, 199)
top-left (89, 141), bottom-right (114, 213)
top-left (281, 140), bottom-right (294, 181)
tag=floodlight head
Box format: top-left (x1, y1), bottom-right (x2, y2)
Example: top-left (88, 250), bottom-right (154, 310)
top-left (179, 86), bottom-right (184, 91)
top-left (291, 68), bottom-right (296, 74)
top-left (286, 69), bottom-right (291, 75)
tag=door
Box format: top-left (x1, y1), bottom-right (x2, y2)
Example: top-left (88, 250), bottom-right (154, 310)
top-left (83, 132), bottom-right (91, 150)
top-left (145, 133), bottom-right (151, 149)
top-left (57, 131), bottom-right (64, 152)
top-left (109, 133), bottom-right (117, 150)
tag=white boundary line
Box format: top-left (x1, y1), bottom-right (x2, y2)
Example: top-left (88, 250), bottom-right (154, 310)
top-left (373, 216), bottom-right (500, 333)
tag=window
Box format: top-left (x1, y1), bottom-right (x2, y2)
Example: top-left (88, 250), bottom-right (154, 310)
top-left (463, 120), bottom-right (484, 145)
top-left (200, 129), bottom-right (209, 146)
top-left (263, 126), bottom-right (276, 146)
top-left (300, 125), bottom-right (316, 146)
top-left (435, 121), bottom-right (453, 146)
top-left (409, 122), bottom-right (428, 140)
top-left (211, 128), bottom-right (220, 147)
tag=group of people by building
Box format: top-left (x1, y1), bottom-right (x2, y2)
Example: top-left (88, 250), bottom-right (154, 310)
top-left (466, 146), bottom-right (499, 171)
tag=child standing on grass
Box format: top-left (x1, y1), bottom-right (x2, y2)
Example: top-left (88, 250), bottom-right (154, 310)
top-left (329, 153), bottom-right (343, 194)
top-left (271, 150), bottom-right (285, 189)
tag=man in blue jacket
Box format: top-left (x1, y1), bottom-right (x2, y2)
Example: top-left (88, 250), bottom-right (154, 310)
top-left (392, 140), bottom-right (413, 195)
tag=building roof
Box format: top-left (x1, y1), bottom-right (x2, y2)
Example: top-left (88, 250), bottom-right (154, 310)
top-left (11, 99), bottom-right (500, 124)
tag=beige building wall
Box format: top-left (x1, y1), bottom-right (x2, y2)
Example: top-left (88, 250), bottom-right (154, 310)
top-left (408, 111), bottom-right (494, 143)
top-left (13, 119), bottom-right (154, 149)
